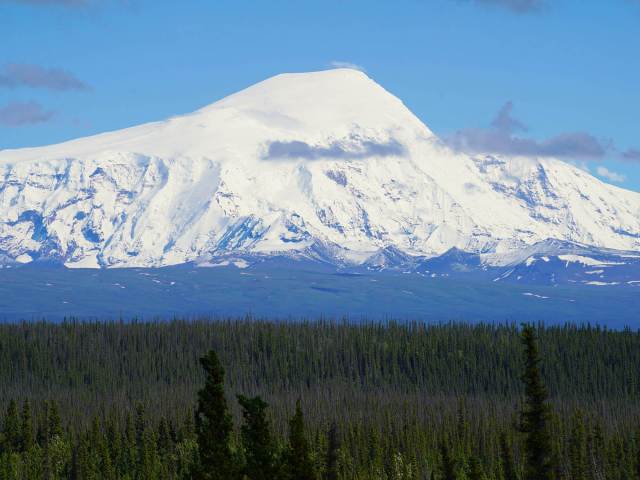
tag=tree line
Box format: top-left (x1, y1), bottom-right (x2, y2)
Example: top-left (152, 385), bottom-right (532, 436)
top-left (0, 320), bottom-right (639, 478)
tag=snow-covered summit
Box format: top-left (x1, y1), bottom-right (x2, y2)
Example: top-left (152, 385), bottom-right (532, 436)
top-left (0, 69), bottom-right (639, 268)
top-left (0, 69), bottom-right (430, 164)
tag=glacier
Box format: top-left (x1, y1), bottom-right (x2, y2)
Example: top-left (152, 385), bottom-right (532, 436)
top-left (1, 68), bottom-right (639, 271)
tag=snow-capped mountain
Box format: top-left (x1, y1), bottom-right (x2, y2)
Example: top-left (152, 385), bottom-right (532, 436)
top-left (1, 68), bottom-right (639, 269)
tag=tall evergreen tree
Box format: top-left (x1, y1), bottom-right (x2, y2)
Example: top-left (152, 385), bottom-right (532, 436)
top-left (99, 435), bottom-right (116, 480)
top-left (20, 399), bottom-right (34, 452)
top-left (37, 400), bottom-right (50, 447)
top-left (194, 350), bottom-right (237, 480)
top-left (157, 417), bottom-right (172, 458)
top-left (635, 427), bottom-right (640, 480)
top-left (467, 455), bottom-right (484, 480)
top-left (285, 399), bottom-right (316, 480)
top-left (519, 324), bottom-right (553, 480)
top-left (588, 422), bottom-right (606, 479)
top-left (325, 421), bottom-right (340, 480)
top-left (237, 394), bottom-right (279, 480)
top-left (2, 399), bottom-right (21, 453)
top-left (48, 401), bottom-right (63, 439)
top-left (134, 402), bottom-right (152, 478)
top-left (499, 433), bottom-right (518, 480)
top-left (124, 412), bottom-right (137, 475)
top-left (569, 410), bottom-right (587, 480)
top-left (440, 441), bottom-right (457, 480)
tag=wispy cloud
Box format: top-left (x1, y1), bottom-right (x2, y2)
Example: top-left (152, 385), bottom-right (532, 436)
top-left (490, 101), bottom-right (527, 133)
top-left (0, 101), bottom-right (54, 126)
top-left (446, 101), bottom-right (611, 160)
top-left (0, 63), bottom-right (89, 91)
top-left (0, 0), bottom-right (88, 5)
top-left (329, 61), bottom-right (366, 73)
top-left (467, 0), bottom-right (546, 13)
top-left (622, 148), bottom-right (640, 162)
top-left (264, 136), bottom-right (404, 161)
top-left (596, 166), bottom-right (626, 183)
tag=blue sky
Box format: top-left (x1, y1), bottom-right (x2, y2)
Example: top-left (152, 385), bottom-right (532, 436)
top-left (1, 0), bottom-right (639, 190)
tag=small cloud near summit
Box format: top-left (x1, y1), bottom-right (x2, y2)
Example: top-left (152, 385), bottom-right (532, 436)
top-left (264, 136), bottom-right (405, 161)
top-left (446, 101), bottom-right (611, 161)
top-left (596, 166), bottom-right (626, 183)
top-left (328, 61), bottom-right (367, 73)
top-left (490, 101), bottom-right (528, 133)
top-left (0, 101), bottom-right (54, 127)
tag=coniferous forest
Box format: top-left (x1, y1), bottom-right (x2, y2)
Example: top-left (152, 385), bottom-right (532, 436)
top-left (0, 319), bottom-right (639, 479)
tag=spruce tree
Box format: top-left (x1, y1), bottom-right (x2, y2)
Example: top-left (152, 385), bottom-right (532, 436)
top-left (635, 427), bottom-right (640, 480)
top-left (285, 399), bottom-right (316, 480)
top-left (440, 441), bottom-right (457, 480)
top-left (499, 433), bottom-right (518, 480)
top-left (70, 441), bottom-right (80, 480)
top-left (157, 417), bottom-right (172, 458)
top-left (2, 399), bottom-right (21, 453)
top-left (100, 437), bottom-right (116, 480)
top-left (20, 399), bottom-right (34, 452)
top-left (135, 403), bottom-right (145, 441)
top-left (104, 417), bottom-right (120, 476)
top-left (569, 410), bottom-right (587, 480)
top-left (179, 409), bottom-right (196, 443)
top-left (589, 422), bottom-right (606, 479)
top-left (367, 428), bottom-right (384, 475)
top-left (237, 394), bottom-right (279, 480)
top-left (37, 400), bottom-right (50, 447)
top-left (124, 412), bottom-right (137, 475)
top-left (467, 455), bottom-right (484, 480)
top-left (134, 402), bottom-right (147, 478)
top-left (140, 427), bottom-right (159, 479)
top-left (519, 324), bottom-right (553, 480)
top-left (194, 350), bottom-right (237, 480)
top-left (325, 421), bottom-right (340, 480)
top-left (48, 401), bottom-right (63, 439)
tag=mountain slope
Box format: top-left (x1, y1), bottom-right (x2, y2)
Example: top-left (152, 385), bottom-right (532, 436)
top-left (0, 69), bottom-right (639, 268)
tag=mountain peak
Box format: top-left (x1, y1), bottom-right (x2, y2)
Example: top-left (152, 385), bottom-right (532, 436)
top-left (194, 67), bottom-right (432, 141)
top-left (0, 68), bottom-right (431, 165)
top-left (0, 71), bottom-right (638, 268)
top-left (214, 68), bottom-right (378, 104)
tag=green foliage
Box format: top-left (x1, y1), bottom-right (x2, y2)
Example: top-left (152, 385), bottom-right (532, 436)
top-left (0, 320), bottom-right (637, 479)
top-left (19, 401), bottom-right (33, 454)
top-left (467, 455), bottom-right (484, 480)
top-left (2, 401), bottom-right (21, 454)
top-left (440, 441), bottom-right (457, 480)
top-left (324, 422), bottom-right (340, 480)
top-left (636, 428), bottom-right (640, 480)
top-left (284, 399), bottom-right (316, 480)
top-left (237, 394), bottom-right (279, 480)
top-left (568, 410), bottom-right (587, 480)
top-left (194, 350), bottom-right (238, 480)
top-left (499, 433), bottom-right (518, 480)
top-left (519, 325), bottom-right (553, 480)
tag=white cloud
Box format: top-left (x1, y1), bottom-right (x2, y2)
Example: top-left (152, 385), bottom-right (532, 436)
top-left (329, 60), bottom-right (366, 72)
top-left (596, 166), bottom-right (626, 183)
top-left (446, 101), bottom-right (611, 160)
